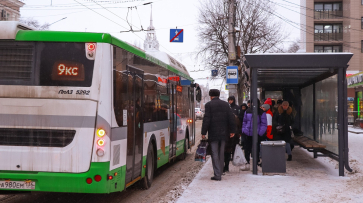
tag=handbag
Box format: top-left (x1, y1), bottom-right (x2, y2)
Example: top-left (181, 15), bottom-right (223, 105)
top-left (232, 145), bottom-right (247, 166)
top-left (195, 140), bottom-right (209, 162)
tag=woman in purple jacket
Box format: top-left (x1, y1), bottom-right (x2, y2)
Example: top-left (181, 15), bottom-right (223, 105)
top-left (241, 99), bottom-right (267, 171)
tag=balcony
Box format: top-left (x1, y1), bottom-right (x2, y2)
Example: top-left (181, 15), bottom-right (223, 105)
top-left (314, 10), bottom-right (343, 20)
top-left (314, 32), bottom-right (343, 41)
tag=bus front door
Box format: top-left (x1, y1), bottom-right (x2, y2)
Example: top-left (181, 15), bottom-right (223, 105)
top-left (169, 84), bottom-right (177, 158)
top-left (125, 65), bottom-right (144, 185)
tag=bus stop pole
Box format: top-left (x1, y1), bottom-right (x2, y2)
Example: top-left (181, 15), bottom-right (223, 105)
top-left (252, 67), bottom-right (258, 175)
top-left (338, 68), bottom-right (344, 176)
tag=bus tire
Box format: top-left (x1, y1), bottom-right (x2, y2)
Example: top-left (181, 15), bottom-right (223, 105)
top-left (141, 142), bottom-right (155, 189)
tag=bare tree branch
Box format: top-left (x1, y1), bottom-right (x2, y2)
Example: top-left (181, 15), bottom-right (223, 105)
top-left (197, 0), bottom-right (287, 78)
top-left (19, 18), bottom-right (50, 30)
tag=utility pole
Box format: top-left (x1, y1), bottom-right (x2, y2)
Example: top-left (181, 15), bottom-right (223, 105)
top-left (227, 0), bottom-right (237, 101)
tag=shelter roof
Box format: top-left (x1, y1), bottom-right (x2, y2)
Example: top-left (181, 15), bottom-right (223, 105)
top-left (244, 53), bottom-right (353, 88)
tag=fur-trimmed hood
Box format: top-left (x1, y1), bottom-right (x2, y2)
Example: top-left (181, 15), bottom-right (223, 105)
top-left (278, 105), bottom-right (292, 115)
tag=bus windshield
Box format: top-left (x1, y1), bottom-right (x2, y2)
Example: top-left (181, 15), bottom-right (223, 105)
top-left (0, 41), bottom-right (95, 87)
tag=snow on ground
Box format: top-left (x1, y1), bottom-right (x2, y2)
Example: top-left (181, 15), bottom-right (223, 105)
top-left (177, 132), bottom-right (363, 203)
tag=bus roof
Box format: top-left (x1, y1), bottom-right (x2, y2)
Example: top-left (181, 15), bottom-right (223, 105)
top-left (14, 30), bottom-right (193, 81)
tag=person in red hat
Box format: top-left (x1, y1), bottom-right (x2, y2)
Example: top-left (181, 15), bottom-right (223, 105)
top-left (262, 98), bottom-right (273, 140)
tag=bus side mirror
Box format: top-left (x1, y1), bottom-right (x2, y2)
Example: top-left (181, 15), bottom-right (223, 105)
top-left (196, 86), bottom-right (202, 102)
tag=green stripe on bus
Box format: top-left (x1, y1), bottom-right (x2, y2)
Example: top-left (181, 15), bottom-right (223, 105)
top-left (157, 146), bottom-right (170, 168)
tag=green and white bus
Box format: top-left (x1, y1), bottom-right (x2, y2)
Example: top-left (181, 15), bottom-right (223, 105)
top-left (0, 22), bottom-right (196, 194)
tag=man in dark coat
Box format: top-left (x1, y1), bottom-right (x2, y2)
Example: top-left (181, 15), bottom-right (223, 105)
top-left (273, 101), bottom-right (294, 161)
top-left (202, 89), bottom-right (236, 181)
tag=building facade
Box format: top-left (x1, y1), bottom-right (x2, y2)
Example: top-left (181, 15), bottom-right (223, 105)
top-left (300, 0), bottom-right (363, 71)
top-left (0, 0), bottom-right (24, 21)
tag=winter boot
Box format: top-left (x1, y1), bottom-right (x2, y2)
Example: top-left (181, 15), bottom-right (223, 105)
top-left (287, 155), bottom-right (292, 161)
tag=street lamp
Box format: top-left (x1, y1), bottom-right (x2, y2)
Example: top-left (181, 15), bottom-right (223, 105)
top-left (49, 17), bottom-right (67, 26)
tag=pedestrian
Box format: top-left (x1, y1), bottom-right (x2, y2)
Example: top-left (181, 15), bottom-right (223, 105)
top-left (201, 89), bottom-right (236, 181)
top-left (241, 99), bottom-right (267, 170)
top-left (262, 98), bottom-right (274, 140)
top-left (228, 96), bottom-right (240, 116)
top-left (247, 100), bottom-right (251, 108)
top-left (273, 101), bottom-right (294, 161)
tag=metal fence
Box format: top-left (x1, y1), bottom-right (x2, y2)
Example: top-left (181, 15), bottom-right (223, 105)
top-left (314, 32), bottom-right (343, 41)
top-left (314, 10), bottom-right (343, 19)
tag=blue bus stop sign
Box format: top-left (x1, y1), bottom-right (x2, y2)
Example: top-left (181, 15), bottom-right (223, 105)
top-left (226, 66), bottom-right (238, 84)
top-left (211, 70), bottom-right (218, 76)
top-left (170, 29), bottom-right (184, 43)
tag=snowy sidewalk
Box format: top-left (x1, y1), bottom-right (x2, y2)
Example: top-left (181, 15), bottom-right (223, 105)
top-left (177, 138), bottom-right (363, 203)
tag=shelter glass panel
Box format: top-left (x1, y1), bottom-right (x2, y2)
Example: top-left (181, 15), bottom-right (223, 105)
top-left (301, 85), bottom-right (314, 140)
top-left (315, 75), bottom-right (338, 154)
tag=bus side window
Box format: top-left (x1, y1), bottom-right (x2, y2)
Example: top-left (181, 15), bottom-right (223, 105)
top-left (113, 46), bottom-right (128, 127)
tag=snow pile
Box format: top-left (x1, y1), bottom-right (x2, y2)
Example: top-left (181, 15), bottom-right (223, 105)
top-left (177, 132), bottom-right (363, 203)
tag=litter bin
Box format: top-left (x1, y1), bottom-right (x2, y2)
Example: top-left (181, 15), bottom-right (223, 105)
top-left (261, 141), bottom-right (286, 173)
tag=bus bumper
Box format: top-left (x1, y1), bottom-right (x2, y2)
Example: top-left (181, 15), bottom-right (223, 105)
top-left (0, 162), bottom-right (124, 194)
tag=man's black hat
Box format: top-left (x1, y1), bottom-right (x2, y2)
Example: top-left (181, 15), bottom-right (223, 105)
top-left (209, 89), bottom-right (220, 97)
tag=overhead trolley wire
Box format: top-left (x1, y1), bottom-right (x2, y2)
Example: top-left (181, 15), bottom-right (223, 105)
top-left (74, 0), bottom-right (129, 31)
top-left (75, 0), bottom-right (182, 61)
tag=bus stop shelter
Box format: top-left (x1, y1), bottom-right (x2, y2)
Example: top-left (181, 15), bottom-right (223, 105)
top-left (244, 53), bottom-right (353, 176)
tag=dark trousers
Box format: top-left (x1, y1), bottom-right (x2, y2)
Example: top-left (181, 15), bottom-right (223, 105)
top-left (224, 152), bottom-right (232, 172)
top-left (210, 140), bottom-right (225, 179)
top-left (243, 136), bottom-right (261, 164)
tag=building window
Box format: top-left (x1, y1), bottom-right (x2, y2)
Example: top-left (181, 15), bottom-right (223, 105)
top-left (314, 24), bottom-right (343, 41)
top-left (361, 41), bottom-right (363, 53)
top-left (314, 45), bottom-right (342, 53)
top-left (314, 24), bottom-right (342, 33)
top-left (314, 3), bottom-right (342, 11)
top-left (314, 2), bottom-right (342, 19)
top-left (362, 18), bottom-right (363, 29)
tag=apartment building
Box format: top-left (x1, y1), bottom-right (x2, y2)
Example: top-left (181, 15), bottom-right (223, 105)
top-left (300, 0), bottom-right (363, 71)
top-left (0, 0), bottom-right (24, 21)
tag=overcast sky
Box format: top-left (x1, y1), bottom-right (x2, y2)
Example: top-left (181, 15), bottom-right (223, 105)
top-left (19, 0), bottom-right (300, 92)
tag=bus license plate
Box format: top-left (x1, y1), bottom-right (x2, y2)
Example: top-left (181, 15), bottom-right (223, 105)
top-left (0, 181), bottom-right (35, 190)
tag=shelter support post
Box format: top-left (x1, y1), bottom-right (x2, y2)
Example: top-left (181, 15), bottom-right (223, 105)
top-left (338, 68), bottom-right (344, 176)
top-left (343, 67), bottom-right (353, 173)
top-left (252, 67), bottom-right (258, 175)
top-left (313, 83), bottom-right (316, 141)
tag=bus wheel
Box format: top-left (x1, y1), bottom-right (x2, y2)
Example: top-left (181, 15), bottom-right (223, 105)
top-left (141, 143), bottom-right (154, 189)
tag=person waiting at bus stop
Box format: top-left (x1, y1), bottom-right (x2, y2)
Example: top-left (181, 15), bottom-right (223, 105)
top-left (201, 89), bottom-right (236, 181)
top-left (273, 101), bottom-right (294, 161)
top-left (241, 99), bottom-right (267, 171)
